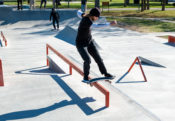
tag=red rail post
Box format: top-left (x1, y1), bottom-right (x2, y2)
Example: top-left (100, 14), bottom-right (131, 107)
top-left (0, 59), bottom-right (4, 86)
top-left (137, 57), bottom-right (147, 82)
top-left (46, 45), bottom-right (49, 66)
top-left (127, 57), bottom-right (147, 82)
top-left (128, 57), bottom-right (138, 72)
top-left (106, 91), bottom-right (110, 107)
top-left (168, 35), bottom-right (175, 43)
top-left (1, 31), bottom-right (7, 47)
top-left (69, 66), bottom-right (72, 75)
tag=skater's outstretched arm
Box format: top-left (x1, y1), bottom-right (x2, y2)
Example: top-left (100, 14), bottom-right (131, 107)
top-left (77, 10), bottom-right (117, 28)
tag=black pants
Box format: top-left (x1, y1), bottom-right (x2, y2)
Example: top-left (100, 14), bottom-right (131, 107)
top-left (17, 0), bottom-right (22, 10)
top-left (40, 0), bottom-right (46, 8)
top-left (76, 41), bottom-right (107, 78)
top-left (53, 18), bottom-right (59, 29)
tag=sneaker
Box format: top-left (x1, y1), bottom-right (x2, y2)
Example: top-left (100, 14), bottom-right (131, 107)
top-left (104, 73), bottom-right (115, 79)
top-left (82, 79), bottom-right (90, 83)
top-left (82, 76), bottom-right (89, 83)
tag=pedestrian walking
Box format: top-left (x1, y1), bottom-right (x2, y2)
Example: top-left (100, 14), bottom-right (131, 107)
top-left (40, 0), bottom-right (47, 9)
top-left (17, 0), bottom-right (23, 10)
top-left (30, 0), bottom-right (35, 10)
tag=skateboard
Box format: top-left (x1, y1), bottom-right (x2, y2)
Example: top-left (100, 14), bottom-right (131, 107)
top-left (82, 76), bottom-right (116, 84)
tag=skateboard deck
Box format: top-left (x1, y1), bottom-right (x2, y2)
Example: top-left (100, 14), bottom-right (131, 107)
top-left (83, 76), bottom-right (115, 84)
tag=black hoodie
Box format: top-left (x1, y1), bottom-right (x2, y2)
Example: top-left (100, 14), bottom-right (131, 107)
top-left (76, 16), bottom-right (93, 47)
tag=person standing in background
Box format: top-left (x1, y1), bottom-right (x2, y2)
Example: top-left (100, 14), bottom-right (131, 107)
top-left (30, 0), bottom-right (35, 10)
top-left (17, 0), bottom-right (23, 10)
top-left (81, 0), bottom-right (86, 12)
top-left (40, 0), bottom-right (47, 9)
top-left (53, 0), bottom-right (61, 9)
top-left (50, 8), bottom-right (60, 30)
top-left (55, 0), bottom-right (61, 9)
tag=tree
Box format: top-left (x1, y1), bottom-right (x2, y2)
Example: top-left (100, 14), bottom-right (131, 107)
top-left (141, 0), bottom-right (149, 11)
top-left (95, 0), bottom-right (100, 8)
top-left (162, 0), bottom-right (166, 11)
top-left (124, 0), bottom-right (129, 7)
top-left (146, 0), bottom-right (149, 10)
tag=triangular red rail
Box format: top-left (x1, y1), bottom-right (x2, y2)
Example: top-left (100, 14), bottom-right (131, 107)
top-left (127, 57), bottom-right (147, 82)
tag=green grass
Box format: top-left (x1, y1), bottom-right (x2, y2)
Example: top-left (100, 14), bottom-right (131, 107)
top-left (102, 10), bottom-right (175, 32)
top-left (107, 17), bottom-right (175, 32)
top-left (102, 10), bottom-right (175, 18)
top-left (157, 35), bottom-right (169, 39)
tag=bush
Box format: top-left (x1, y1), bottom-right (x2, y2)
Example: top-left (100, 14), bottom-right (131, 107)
top-left (173, 3), bottom-right (175, 6)
top-left (0, 1), bottom-right (4, 5)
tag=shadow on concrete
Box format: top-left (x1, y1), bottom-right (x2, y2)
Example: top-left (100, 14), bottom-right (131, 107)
top-left (0, 100), bottom-right (73, 121)
top-left (15, 66), bottom-right (63, 75)
top-left (0, 98), bottom-right (97, 121)
top-left (13, 23), bottom-right (51, 31)
top-left (23, 29), bottom-right (58, 36)
top-left (0, 74), bottom-right (106, 120)
top-left (51, 75), bottom-right (106, 115)
top-left (116, 72), bottom-right (145, 84)
top-left (164, 42), bottom-right (175, 47)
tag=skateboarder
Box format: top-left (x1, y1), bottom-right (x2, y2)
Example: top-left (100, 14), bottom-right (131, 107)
top-left (50, 8), bottom-right (60, 30)
top-left (75, 8), bottom-right (117, 82)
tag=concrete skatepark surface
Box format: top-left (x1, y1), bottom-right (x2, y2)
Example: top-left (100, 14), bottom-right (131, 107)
top-left (0, 6), bottom-right (175, 121)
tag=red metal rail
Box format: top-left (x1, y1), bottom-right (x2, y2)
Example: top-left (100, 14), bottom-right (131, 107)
top-left (0, 59), bottom-right (4, 86)
top-left (168, 35), bottom-right (175, 43)
top-left (46, 44), bottom-right (110, 107)
top-left (127, 57), bottom-right (147, 82)
top-left (1, 31), bottom-right (7, 47)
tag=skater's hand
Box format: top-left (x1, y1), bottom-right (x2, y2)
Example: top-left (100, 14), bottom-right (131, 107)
top-left (110, 20), bottom-right (117, 26)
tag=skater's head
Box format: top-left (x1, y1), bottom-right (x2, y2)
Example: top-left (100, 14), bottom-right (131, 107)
top-left (89, 7), bottom-right (100, 21)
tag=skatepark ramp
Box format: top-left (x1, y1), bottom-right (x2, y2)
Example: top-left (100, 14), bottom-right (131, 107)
top-left (1, 31), bottom-right (7, 47)
top-left (0, 7), bottom-right (77, 25)
top-left (46, 43), bottom-right (110, 107)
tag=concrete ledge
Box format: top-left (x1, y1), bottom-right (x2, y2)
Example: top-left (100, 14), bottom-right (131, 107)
top-left (47, 55), bottom-right (65, 74)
